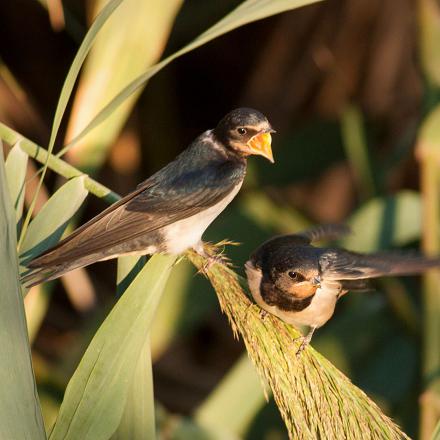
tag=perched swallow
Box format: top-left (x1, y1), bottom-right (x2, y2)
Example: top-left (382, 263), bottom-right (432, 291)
top-left (23, 108), bottom-right (275, 287)
top-left (245, 224), bottom-right (440, 353)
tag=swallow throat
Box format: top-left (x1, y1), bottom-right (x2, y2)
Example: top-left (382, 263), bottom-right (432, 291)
top-left (260, 279), bottom-right (315, 312)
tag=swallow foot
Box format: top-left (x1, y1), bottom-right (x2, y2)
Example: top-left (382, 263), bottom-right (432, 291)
top-left (259, 309), bottom-right (268, 321)
top-left (193, 242), bottom-right (225, 274)
top-left (294, 326), bottom-right (316, 356)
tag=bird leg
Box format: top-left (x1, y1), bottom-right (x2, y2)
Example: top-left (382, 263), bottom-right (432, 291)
top-left (295, 326), bottom-right (317, 356)
top-left (193, 241), bottom-right (224, 273)
top-left (259, 309), bottom-right (268, 321)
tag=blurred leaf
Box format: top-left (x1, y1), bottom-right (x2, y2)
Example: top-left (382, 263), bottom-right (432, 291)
top-left (5, 141), bottom-right (28, 224)
top-left (419, 0), bottom-right (440, 87)
top-left (0, 143), bottom-right (46, 439)
top-left (240, 192), bottom-right (309, 234)
top-left (112, 255), bottom-right (155, 440)
top-left (19, 176), bottom-right (88, 263)
top-left (195, 354), bottom-right (266, 438)
top-left (431, 419), bottom-right (440, 440)
top-left (60, 0), bottom-right (323, 154)
top-left (48, 0), bottom-right (123, 151)
top-left (18, 0), bottom-right (124, 247)
top-left (25, 284), bottom-right (54, 344)
top-left (416, 103), bottom-right (440, 439)
top-left (342, 191), bottom-right (422, 252)
top-left (65, 0), bottom-right (183, 172)
top-left (49, 254), bottom-right (176, 440)
top-left (340, 104), bottom-right (375, 199)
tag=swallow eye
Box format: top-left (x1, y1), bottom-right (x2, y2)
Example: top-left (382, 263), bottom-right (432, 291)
top-left (288, 271), bottom-right (298, 280)
top-left (237, 127), bottom-right (247, 135)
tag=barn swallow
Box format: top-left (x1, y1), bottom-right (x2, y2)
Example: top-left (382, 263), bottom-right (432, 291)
top-left (22, 108), bottom-right (275, 287)
top-left (245, 224), bottom-right (440, 353)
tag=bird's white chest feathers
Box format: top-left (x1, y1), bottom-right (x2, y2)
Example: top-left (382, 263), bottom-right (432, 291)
top-left (163, 182), bottom-right (243, 254)
top-left (245, 262), bottom-right (339, 329)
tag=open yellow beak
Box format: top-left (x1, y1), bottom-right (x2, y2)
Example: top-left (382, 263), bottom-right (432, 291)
top-left (246, 131), bottom-right (274, 163)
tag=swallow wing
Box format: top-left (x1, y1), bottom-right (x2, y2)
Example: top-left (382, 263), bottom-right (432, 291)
top-left (320, 249), bottom-right (440, 280)
top-left (298, 224), bottom-right (351, 243)
top-left (26, 155), bottom-right (244, 267)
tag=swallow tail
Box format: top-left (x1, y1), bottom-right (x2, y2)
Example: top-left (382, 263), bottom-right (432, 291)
top-left (21, 253), bottom-right (102, 288)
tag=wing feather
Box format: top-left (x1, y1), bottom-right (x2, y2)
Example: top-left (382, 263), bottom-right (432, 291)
top-left (27, 140), bottom-right (245, 268)
top-left (320, 249), bottom-right (440, 280)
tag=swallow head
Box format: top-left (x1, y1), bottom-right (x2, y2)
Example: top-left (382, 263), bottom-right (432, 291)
top-left (263, 248), bottom-right (322, 299)
top-left (214, 108), bottom-right (275, 163)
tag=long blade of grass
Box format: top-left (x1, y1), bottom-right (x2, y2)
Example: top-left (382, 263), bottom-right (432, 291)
top-left (18, 0), bottom-right (124, 247)
top-left (5, 141), bottom-right (28, 224)
top-left (111, 256), bottom-right (156, 439)
top-left (49, 254), bottom-right (176, 440)
top-left (0, 123), bottom-right (119, 203)
top-left (110, 338), bottom-right (155, 440)
top-left (65, 0), bottom-right (183, 172)
top-left (0, 142), bottom-right (46, 439)
top-left (58, 0), bottom-right (323, 156)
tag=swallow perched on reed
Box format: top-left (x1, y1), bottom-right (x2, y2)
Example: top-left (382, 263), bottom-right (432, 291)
top-left (245, 224), bottom-right (440, 353)
top-left (23, 108), bottom-right (275, 287)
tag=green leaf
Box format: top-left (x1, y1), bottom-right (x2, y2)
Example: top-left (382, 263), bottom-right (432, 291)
top-left (431, 419), bottom-right (440, 440)
top-left (19, 176), bottom-right (88, 263)
top-left (65, 0), bottom-right (183, 172)
top-left (340, 104), bottom-right (375, 199)
top-left (48, 0), bottom-right (124, 152)
top-left (18, 0), bottom-right (124, 247)
top-left (111, 339), bottom-right (155, 440)
top-left (5, 141), bottom-right (28, 224)
top-left (111, 255), bottom-right (155, 440)
top-left (195, 354), bottom-right (266, 438)
top-left (0, 142), bottom-right (46, 439)
top-left (418, 0), bottom-right (440, 87)
top-left (49, 254), bottom-right (176, 440)
top-left (59, 0), bottom-right (323, 155)
top-left (342, 191), bottom-right (422, 252)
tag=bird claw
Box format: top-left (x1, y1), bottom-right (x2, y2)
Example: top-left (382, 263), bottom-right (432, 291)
top-left (295, 336), bottom-right (309, 356)
top-left (293, 326), bottom-right (316, 356)
top-left (259, 309), bottom-right (268, 321)
top-left (201, 254), bottom-right (224, 272)
top-left (193, 242), bottom-right (227, 274)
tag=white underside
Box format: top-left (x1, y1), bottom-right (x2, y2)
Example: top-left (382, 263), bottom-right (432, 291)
top-left (97, 182), bottom-right (243, 262)
top-left (162, 182), bottom-right (243, 254)
top-left (245, 261), bottom-right (340, 329)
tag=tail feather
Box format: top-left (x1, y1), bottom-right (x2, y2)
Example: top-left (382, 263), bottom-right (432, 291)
top-left (21, 253), bottom-right (102, 287)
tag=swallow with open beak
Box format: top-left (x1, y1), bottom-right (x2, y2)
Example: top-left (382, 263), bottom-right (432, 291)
top-left (245, 224), bottom-right (440, 353)
top-left (23, 108), bottom-right (275, 287)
